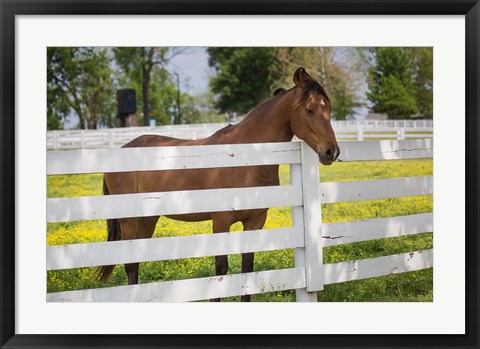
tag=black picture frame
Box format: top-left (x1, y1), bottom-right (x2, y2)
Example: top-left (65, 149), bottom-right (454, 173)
top-left (1, 1), bottom-right (478, 348)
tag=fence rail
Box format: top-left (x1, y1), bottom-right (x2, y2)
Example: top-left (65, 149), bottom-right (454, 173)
top-left (47, 120), bottom-right (433, 149)
top-left (47, 139), bottom-right (433, 302)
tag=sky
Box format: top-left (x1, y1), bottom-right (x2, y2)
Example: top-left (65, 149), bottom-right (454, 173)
top-left (167, 47), bottom-right (211, 96)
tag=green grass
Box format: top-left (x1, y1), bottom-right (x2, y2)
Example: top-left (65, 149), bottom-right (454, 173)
top-left (47, 159), bottom-right (433, 302)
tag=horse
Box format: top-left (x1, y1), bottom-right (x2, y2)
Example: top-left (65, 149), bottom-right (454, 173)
top-left (97, 67), bottom-right (340, 301)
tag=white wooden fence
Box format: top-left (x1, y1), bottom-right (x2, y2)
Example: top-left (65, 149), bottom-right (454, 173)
top-left (46, 139), bottom-right (433, 302)
top-left (46, 120), bottom-right (433, 149)
top-left (332, 119), bottom-right (432, 128)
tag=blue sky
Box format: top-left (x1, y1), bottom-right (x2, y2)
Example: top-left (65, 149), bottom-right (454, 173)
top-left (167, 47), bottom-right (211, 96)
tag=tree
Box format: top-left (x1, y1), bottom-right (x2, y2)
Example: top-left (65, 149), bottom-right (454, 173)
top-left (207, 48), bottom-right (281, 116)
top-left (47, 47), bottom-right (115, 129)
top-left (180, 92), bottom-right (226, 124)
top-left (274, 47), bottom-right (363, 120)
top-left (367, 48), bottom-right (419, 119)
top-left (408, 48), bottom-right (433, 118)
top-left (113, 47), bottom-right (188, 125)
top-left (47, 81), bottom-right (68, 130)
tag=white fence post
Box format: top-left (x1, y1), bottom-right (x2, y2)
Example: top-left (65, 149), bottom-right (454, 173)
top-left (53, 130), bottom-right (58, 149)
top-left (357, 128), bottom-right (364, 141)
top-left (80, 130), bottom-right (85, 148)
top-left (300, 142), bottom-right (324, 292)
top-left (108, 130), bottom-right (114, 148)
top-left (397, 128), bottom-right (406, 140)
top-left (290, 163), bottom-right (317, 302)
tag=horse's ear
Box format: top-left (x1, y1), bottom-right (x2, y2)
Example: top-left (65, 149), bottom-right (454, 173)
top-left (293, 67), bottom-right (314, 88)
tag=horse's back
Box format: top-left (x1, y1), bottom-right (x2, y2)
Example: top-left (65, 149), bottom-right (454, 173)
top-left (122, 134), bottom-right (198, 148)
top-left (122, 124), bottom-right (237, 148)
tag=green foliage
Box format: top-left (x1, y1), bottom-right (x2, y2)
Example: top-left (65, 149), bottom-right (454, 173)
top-left (369, 74), bottom-right (418, 118)
top-left (147, 74), bottom-right (179, 126)
top-left (408, 48), bottom-right (433, 118)
top-left (47, 159), bottom-right (433, 302)
top-left (47, 47), bottom-right (116, 129)
top-left (208, 48), bottom-right (281, 115)
top-left (367, 48), bottom-right (419, 119)
top-left (179, 92), bottom-right (227, 124)
top-left (366, 47), bottom-right (433, 119)
top-left (47, 112), bottom-right (63, 130)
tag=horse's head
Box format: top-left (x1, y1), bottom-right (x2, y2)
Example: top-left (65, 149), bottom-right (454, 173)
top-left (289, 67), bottom-right (340, 165)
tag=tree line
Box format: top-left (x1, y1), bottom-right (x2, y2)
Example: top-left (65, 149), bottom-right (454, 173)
top-left (47, 47), bottom-right (432, 130)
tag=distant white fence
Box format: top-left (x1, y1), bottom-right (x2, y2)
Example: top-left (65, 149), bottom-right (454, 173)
top-left (332, 119), bottom-right (432, 128)
top-left (46, 139), bottom-right (433, 302)
top-left (46, 120), bottom-right (433, 149)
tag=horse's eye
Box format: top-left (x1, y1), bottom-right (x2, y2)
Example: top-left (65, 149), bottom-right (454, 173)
top-left (305, 107), bottom-right (314, 115)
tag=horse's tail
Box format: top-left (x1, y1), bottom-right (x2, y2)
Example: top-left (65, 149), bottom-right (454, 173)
top-left (95, 178), bottom-right (120, 282)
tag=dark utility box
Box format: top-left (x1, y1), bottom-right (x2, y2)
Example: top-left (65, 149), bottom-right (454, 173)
top-left (117, 89), bottom-right (136, 116)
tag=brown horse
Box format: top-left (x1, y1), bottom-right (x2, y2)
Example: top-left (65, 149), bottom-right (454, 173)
top-left (97, 67), bottom-right (340, 301)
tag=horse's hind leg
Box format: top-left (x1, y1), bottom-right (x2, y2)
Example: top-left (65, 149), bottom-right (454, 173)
top-left (211, 213), bottom-right (233, 302)
top-left (241, 210), bottom-right (268, 302)
top-left (119, 216), bottom-right (159, 285)
top-left (125, 263), bottom-right (139, 285)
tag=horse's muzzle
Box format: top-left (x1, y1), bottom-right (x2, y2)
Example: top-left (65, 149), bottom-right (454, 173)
top-left (319, 146), bottom-right (340, 165)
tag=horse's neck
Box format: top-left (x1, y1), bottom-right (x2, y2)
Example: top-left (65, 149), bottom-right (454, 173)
top-left (231, 93), bottom-right (294, 143)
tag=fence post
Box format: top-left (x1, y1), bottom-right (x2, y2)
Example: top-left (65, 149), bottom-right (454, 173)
top-left (299, 142), bottom-right (324, 292)
top-left (53, 130), bottom-right (58, 149)
top-left (357, 128), bottom-right (364, 141)
top-left (290, 162), bottom-right (317, 302)
top-left (108, 129), bottom-right (114, 148)
top-left (397, 128), bottom-right (405, 140)
top-left (80, 130), bottom-right (85, 148)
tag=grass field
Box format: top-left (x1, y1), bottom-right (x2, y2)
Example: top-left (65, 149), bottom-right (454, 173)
top-left (47, 159), bottom-right (433, 302)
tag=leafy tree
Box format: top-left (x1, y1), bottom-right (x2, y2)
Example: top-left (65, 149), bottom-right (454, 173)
top-left (274, 47), bottom-right (363, 120)
top-left (143, 70), bottom-right (179, 125)
top-left (47, 47), bottom-right (115, 129)
top-left (367, 48), bottom-right (419, 119)
top-left (180, 92), bottom-right (226, 124)
top-left (47, 82), bottom-right (68, 130)
top-left (113, 47), bottom-right (187, 125)
top-left (207, 48), bottom-right (281, 115)
top-left (408, 48), bottom-right (433, 118)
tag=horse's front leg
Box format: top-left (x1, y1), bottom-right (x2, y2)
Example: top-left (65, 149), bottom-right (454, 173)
top-left (241, 210), bottom-right (268, 302)
top-left (211, 213), bottom-right (233, 302)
